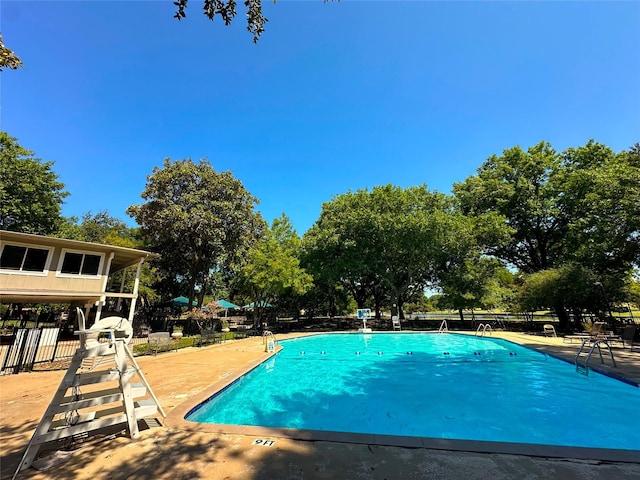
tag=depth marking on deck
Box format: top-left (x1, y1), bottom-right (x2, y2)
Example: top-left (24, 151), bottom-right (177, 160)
top-left (221, 371), bottom-right (233, 378)
top-left (252, 439), bottom-right (276, 447)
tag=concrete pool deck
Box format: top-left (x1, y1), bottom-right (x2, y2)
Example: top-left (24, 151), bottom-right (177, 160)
top-left (2, 331), bottom-right (639, 479)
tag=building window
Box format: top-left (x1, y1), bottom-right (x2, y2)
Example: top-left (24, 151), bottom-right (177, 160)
top-left (0, 244), bottom-right (51, 273)
top-left (58, 250), bottom-right (103, 277)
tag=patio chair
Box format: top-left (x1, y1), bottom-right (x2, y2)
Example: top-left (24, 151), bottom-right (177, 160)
top-left (392, 316), bottom-right (401, 331)
top-left (543, 324), bottom-right (557, 337)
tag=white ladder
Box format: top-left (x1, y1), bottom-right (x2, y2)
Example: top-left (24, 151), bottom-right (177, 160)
top-left (13, 323), bottom-right (165, 478)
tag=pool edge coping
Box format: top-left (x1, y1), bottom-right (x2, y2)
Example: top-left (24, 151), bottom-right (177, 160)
top-left (162, 332), bottom-right (640, 464)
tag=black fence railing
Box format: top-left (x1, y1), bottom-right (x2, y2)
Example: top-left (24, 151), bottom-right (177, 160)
top-left (0, 328), bottom-right (149, 376)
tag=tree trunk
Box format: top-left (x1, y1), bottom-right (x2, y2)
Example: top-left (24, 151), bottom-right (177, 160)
top-left (187, 280), bottom-right (196, 311)
top-left (397, 297), bottom-right (405, 320)
top-left (554, 303), bottom-right (570, 331)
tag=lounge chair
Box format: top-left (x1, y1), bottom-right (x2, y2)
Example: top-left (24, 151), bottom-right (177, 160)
top-left (563, 321), bottom-right (604, 344)
top-left (392, 316), bottom-right (401, 331)
top-left (591, 321), bottom-right (625, 344)
top-left (563, 333), bottom-right (592, 343)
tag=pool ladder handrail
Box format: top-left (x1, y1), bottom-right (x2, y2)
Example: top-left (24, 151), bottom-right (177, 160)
top-left (475, 323), bottom-right (492, 337)
top-left (438, 320), bottom-right (448, 333)
top-left (574, 338), bottom-right (616, 376)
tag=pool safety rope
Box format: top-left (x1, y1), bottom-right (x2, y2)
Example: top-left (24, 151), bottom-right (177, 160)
top-left (297, 350), bottom-right (525, 360)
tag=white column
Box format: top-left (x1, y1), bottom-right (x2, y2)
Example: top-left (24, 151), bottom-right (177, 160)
top-left (116, 269), bottom-right (127, 311)
top-left (95, 252), bottom-right (115, 322)
top-left (127, 258), bottom-right (145, 323)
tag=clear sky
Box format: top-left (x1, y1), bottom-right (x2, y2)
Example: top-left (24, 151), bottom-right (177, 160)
top-left (2, 1), bottom-right (639, 235)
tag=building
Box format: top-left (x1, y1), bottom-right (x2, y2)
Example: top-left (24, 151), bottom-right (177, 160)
top-left (0, 230), bottom-right (158, 324)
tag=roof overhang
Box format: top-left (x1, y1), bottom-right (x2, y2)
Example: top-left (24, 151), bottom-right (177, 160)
top-left (1, 231), bottom-right (159, 305)
top-left (0, 290), bottom-right (139, 305)
top-left (0, 230), bottom-right (159, 272)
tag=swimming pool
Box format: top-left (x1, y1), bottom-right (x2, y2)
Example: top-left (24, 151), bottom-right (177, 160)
top-left (185, 333), bottom-right (640, 459)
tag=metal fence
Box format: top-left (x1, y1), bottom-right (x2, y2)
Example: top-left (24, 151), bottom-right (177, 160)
top-left (0, 328), bottom-right (149, 376)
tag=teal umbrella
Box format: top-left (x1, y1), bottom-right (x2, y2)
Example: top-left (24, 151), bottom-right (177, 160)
top-left (216, 299), bottom-right (240, 318)
top-left (216, 299), bottom-right (240, 309)
top-left (171, 296), bottom-right (197, 307)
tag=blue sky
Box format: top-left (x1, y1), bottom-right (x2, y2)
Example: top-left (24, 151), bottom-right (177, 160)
top-left (2, 1), bottom-right (639, 235)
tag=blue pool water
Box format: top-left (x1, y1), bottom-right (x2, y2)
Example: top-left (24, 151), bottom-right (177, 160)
top-left (186, 333), bottom-right (640, 451)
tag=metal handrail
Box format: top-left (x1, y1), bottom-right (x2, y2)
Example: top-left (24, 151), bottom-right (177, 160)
top-left (475, 323), bottom-right (492, 337)
top-left (438, 320), bottom-right (448, 333)
top-left (575, 338), bottom-right (616, 375)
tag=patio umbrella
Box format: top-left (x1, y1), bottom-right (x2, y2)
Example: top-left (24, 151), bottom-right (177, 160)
top-left (216, 299), bottom-right (240, 309)
top-left (171, 296), bottom-right (197, 307)
top-left (216, 299), bottom-right (240, 317)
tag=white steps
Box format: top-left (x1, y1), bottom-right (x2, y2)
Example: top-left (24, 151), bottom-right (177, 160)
top-left (12, 340), bottom-right (164, 479)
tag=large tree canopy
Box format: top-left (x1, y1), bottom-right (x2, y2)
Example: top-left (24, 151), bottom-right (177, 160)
top-left (453, 140), bottom-right (640, 328)
top-left (127, 158), bottom-right (264, 307)
top-left (303, 185), bottom-right (485, 318)
top-left (0, 132), bottom-right (69, 235)
top-left (56, 211), bottom-right (136, 245)
top-left (453, 141), bottom-right (562, 273)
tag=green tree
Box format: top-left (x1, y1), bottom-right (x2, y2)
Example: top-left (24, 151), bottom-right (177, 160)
top-left (366, 185), bottom-right (444, 318)
top-left (304, 185), bottom-right (475, 319)
top-left (302, 188), bottom-right (383, 313)
top-left (0, 34), bottom-right (22, 71)
top-left (556, 142), bottom-right (640, 279)
top-left (236, 214), bottom-right (313, 325)
top-left (438, 257), bottom-right (514, 324)
top-left (454, 142), bottom-right (562, 273)
top-left (0, 132), bottom-right (69, 234)
top-left (515, 264), bottom-right (601, 326)
top-left (454, 140), bottom-right (640, 329)
top-left (55, 211), bottom-right (135, 244)
top-left (403, 292), bottom-right (435, 315)
top-left (173, 0), bottom-right (268, 43)
top-left (173, 1), bottom-right (340, 43)
top-left (127, 158), bottom-right (263, 308)
top-left (298, 280), bottom-right (352, 319)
